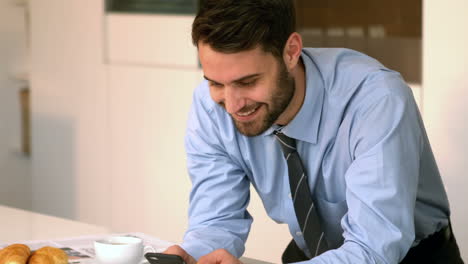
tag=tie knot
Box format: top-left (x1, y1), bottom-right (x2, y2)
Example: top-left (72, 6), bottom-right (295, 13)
top-left (274, 130), bottom-right (297, 154)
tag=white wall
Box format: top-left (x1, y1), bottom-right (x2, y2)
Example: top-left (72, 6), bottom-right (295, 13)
top-left (106, 64), bottom-right (199, 242)
top-left (423, 0), bottom-right (468, 261)
top-left (0, 0), bottom-right (31, 210)
top-left (29, 0), bottom-right (110, 225)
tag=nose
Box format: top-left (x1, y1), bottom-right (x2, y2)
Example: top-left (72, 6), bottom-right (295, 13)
top-left (221, 86), bottom-right (246, 114)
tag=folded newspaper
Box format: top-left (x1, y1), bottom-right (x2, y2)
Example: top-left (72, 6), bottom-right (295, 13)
top-left (0, 232), bottom-right (175, 264)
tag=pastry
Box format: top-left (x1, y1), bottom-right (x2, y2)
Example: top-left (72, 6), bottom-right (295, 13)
top-left (0, 244), bottom-right (31, 264)
top-left (28, 247), bottom-right (68, 264)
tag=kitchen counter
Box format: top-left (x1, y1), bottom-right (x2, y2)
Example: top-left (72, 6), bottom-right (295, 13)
top-left (0, 205), bottom-right (110, 243)
top-left (0, 205), bottom-right (272, 264)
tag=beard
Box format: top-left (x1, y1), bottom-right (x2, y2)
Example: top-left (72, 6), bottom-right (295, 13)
top-left (233, 61), bottom-right (295, 137)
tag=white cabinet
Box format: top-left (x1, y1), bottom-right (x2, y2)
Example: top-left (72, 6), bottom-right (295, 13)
top-left (108, 64), bottom-right (201, 241)
top-left (105, 11), bottom-right (202, 241)
top-left (106, 14), bottom-right (198, 67)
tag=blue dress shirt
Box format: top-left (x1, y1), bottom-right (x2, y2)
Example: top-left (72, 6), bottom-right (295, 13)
top-left (181, 48), bottom-right (450, 263)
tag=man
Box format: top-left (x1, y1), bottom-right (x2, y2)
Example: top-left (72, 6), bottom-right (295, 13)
top-left (165, 0), bottom-right (464, 263)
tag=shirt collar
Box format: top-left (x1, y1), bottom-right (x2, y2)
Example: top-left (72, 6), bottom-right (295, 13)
top-left (262, 50), bottom-right (324, 144)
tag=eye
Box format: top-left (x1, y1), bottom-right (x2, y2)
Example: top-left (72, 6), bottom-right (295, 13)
top-left (209, 81), bottom-right (223, 88)
top-left (239, 79), bottom-right (257, 87)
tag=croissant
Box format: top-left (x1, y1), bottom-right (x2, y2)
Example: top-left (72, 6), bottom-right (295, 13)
top-left (0, 244), bottom-right (31, 264)
top-left (28, 247), bottom-right (68, 264)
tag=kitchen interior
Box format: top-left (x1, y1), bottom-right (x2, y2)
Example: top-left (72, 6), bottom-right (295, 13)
top-left (0, 0), bottom-right (466, 262)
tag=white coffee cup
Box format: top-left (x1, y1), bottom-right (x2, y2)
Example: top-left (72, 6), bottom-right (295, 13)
top-left (94, 236), bottom-right (154, 264)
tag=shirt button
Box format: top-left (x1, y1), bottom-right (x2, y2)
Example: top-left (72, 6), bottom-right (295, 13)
top-left (296, 231), bottom-right (303, 236)
top-left (288, 193), bottom-right (292, 199)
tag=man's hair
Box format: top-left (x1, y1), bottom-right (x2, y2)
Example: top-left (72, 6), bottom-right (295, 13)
top-left (192, 0), bottom-right (296, 58)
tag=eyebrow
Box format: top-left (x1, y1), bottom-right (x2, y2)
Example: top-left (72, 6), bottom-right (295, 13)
top-left (204, 73), bottom-right (262, 85)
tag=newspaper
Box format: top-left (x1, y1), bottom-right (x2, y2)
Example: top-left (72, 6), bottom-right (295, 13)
top-left (0, 232), bottom-right (175, 264)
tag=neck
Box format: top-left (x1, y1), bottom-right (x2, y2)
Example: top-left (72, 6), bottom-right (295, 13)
top-left (275, 58), bottom-right (306, 126)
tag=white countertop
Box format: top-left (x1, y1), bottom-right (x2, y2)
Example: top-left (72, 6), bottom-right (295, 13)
top-left (0, 205), bottom-right (110, 243)
top-left (0, 205), bottom-right (271, 264)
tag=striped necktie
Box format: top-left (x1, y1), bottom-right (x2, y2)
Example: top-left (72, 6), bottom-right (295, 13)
top-left (274, 130), bottom-right (328, 258)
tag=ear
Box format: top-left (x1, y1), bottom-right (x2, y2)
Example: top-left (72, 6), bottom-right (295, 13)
top-left (282, 32), bottom-right (303, 71)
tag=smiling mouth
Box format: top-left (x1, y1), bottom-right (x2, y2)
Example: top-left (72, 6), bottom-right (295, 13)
top-left (237, 105), bottom-right (260, 117)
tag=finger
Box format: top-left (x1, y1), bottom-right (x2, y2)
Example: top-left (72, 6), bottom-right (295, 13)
top-left (163, 245), bottom-right (185, 255)
top-left (163, 245), bottom-right (197, 264)
top-left (198, 249), bottom-right (242, 264)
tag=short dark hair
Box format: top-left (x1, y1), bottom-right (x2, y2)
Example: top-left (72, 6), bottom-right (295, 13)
top-left (192, 0), bottom-right (296, 58)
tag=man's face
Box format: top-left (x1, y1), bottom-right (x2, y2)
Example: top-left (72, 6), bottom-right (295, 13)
top-left (198, 43), bottom-right (295, 136)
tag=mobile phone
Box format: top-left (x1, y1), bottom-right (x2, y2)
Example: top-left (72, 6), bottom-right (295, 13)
top-left (145, 252), bottom-right (186, 264)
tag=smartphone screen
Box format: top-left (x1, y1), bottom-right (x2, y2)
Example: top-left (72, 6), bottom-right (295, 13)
top-left (145, 253), bottom-right (186, 264)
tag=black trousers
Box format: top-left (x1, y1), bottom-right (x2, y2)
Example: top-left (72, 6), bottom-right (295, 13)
top-left (282, 224), bottom-right (464, 264)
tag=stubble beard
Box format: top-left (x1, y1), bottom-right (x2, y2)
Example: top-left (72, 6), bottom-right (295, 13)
top-left (234, 61), bottom-right (295, 137)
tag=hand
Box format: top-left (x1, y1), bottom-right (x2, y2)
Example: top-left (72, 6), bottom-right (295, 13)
top-left (198, 249), bottom-right (243, 264)
top-left (163, 245), bottom-right (197, 264)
